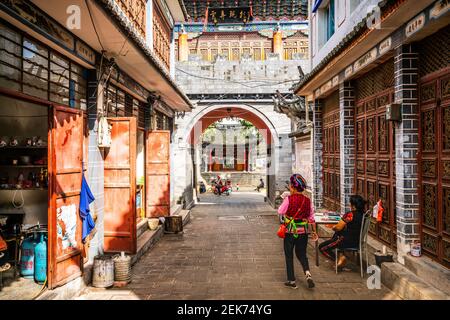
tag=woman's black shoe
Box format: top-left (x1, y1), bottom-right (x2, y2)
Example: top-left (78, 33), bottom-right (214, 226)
top-left (306, 276), bottom-right (315, 289)
top-left (284, 281), bottom-right (298, 289)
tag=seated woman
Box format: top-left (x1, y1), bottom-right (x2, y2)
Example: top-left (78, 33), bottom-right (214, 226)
top-left (318, 195), bottom-right (366, 270)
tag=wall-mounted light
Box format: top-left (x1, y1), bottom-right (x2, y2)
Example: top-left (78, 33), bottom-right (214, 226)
top-left (386, 103), bottom-right (401, 121)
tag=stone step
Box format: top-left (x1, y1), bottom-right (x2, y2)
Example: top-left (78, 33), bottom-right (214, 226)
top-left (179, 209), bottom-right (191, 227)
top-left (131, 226), bottom-right (164, 266)
top-left (403, 254), bottom-right (450, 296)
top-left (136, 218), bottom-right (149, 239)
top-left (381, 262), bottom-right (449, 300)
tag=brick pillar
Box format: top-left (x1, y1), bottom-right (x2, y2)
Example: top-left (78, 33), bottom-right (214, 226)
top-left (394, 44), bottom-right (420, 264)
top-left (86, 69), bottom-right (105, 259)
top-left (313, 99), bottom-right (324, 209)
top-left (339, 81), bottom-right (356, 213)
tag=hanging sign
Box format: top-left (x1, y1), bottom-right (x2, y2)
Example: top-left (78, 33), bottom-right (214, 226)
top-left (208, 7), bottom-right (253, 25)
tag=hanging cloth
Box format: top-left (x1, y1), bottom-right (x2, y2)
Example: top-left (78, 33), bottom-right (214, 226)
top-left (80, 174), bottom-right (95, 243)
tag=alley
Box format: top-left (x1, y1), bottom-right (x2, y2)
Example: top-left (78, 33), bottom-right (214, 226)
top-left (76, 192), bottom-right (400, 300)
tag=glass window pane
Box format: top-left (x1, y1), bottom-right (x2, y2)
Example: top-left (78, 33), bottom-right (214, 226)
top-left (70, 71), bottom-right (86, 84)
top-left (50, 52), bottom-right (69, 69)
top-left (50, 64), bottom-right (70, 87)
top-left (0, 23), bottom-right (20, 43)
top-left (106, 87), bottom-right (117, 116)
top-left (0, 64), bottom-right (20, 91)
top-left (23, 38), bottom-right (47, 58)
top-left (117, 89), bottom-right (125, 116)
top-left (50, 82), bottom-right (70, 105)
top-left (0, 37), bottom-right (21, 68)
top-left (23, 84), bottom-right (48, 100)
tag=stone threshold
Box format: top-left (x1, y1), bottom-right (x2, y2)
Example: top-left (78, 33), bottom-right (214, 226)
top-left (38, 208), bottom-right (191, 300)
top-left (317, 225), bottom-right (449, 300)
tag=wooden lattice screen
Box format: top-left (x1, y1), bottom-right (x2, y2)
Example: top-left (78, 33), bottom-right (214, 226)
top-left (418, 26), bottom-right (450, 78)
top-left (355, 60), bottom-right (395, 101)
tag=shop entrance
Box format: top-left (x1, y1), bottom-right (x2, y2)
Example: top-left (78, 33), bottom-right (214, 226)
top-left (0, 94), bottom-right (85, 293)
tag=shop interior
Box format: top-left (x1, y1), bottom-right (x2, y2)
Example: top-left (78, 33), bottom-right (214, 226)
top-left (0, 94), bottom-right (49, 297)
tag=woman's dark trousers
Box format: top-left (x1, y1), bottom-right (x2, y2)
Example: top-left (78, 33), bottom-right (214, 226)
top-left (283, 233), bottom-right (310, 281)
top-left (318, 234), bottom-right (343, 261)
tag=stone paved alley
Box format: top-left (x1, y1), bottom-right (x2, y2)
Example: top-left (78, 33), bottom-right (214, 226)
top-left (75, 192), bottom-right (400, 300)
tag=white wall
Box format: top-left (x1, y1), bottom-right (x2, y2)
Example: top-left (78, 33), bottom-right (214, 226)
top-left (310, 0), bottom-right (381, 68)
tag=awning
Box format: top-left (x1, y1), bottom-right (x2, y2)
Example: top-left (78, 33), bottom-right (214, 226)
top-left (312, 0), bottom-right (323, 13)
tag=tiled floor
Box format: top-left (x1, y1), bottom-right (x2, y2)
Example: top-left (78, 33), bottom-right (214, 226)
top-left (76, 191), bottom-right (400, 300)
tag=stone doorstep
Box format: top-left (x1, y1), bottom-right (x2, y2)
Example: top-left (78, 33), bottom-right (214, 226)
top-left (381, 263), bottom-right (448, 300)
top-left (137, 218), bottom-right (149, 239)
top-left (403, 254), bottom-right (450, 296)
top-left (317, 225), bottom-right (449, 300)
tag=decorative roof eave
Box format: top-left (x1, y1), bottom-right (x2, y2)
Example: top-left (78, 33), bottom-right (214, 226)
top-left (178, 0), bottom-right (189, 21)
top-left (273, 91), bottom-right (306, 119)
top-left (95, 0), bottom-right (193, 111)
top-left (288, 126), bottom-right (312, 138)
top-left (291, 0), bottom-right (396, 95)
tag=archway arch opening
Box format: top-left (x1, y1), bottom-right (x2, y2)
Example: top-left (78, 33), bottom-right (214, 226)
top-left (185, 106), bottom-right (278, 198)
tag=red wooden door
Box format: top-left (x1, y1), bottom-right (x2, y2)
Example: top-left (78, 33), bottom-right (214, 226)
top-left (48, 106), bottom-right (84, 289)
top-left (419, 71), bottom-right (450, 268)
top-left (104, 117), bottom-right (137, 254)
top-left (146, 130), bottom-right (170, 217)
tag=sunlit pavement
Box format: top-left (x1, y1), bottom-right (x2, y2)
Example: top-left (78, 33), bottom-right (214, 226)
top-left (75, 191), bottom-right (400, 300)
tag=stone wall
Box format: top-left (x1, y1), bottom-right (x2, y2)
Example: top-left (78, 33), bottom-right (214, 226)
top-left (176, 57), bottom-right (309, 95)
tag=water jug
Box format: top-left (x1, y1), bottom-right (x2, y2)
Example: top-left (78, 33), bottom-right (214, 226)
top-left (20, 233), bottom-right (37, 278)
top-left (34, 234), bottom-right (47, 284)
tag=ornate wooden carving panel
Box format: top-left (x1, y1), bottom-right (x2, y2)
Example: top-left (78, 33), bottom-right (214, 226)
top-left (378, 160), bottom-right (389, 177)
top-left (153, 1), bottom-right (171, 69)
top-left (355, 83), bottom-right (395, 248)
top-left (357, 120), bottom-right (364, 152)
top-left (422, 109), bottom-right (436, 152)
top-left (366, 117), bottom-right (375, 152)
top-left (419, 70), bottom-right (450, 268)
top-left (422, 231), bottom-right (438, 255)
top-left (443, 106), bottom-right (450, 151)
top-left (423, 184), bottom-right (437, 229)
top-left (444, 188), bottom-right (450, 235)
top-left (422, 160), bottom-right (436, 178)
top-left (357, 160), bottom-right (364, 174)
top-left (421, 82), bottom-right (436, 102)
top-left (366, 159), bottom-right (376, 175)
top-left (322, 106), bottom-right (340, 211)
top-left (117, 0), bottom-right (146, 38)
top-left (378, 115), bottom-right (388, 153)
top-left (443, 240), bottom-right (450, 264)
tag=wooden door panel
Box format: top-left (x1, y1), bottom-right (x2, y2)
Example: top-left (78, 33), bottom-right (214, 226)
top-left (146, 130), bottom-right (170, 218)
top-left (419, 73), bottom-right (450, 267)
top-left (104, 117), bottom-right (137, 254)
top-left (49, 105), bottom-right (84, 289)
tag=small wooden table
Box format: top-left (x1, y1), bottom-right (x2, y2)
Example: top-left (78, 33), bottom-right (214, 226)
top-left (312, 212), bottom-right (341, 267)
